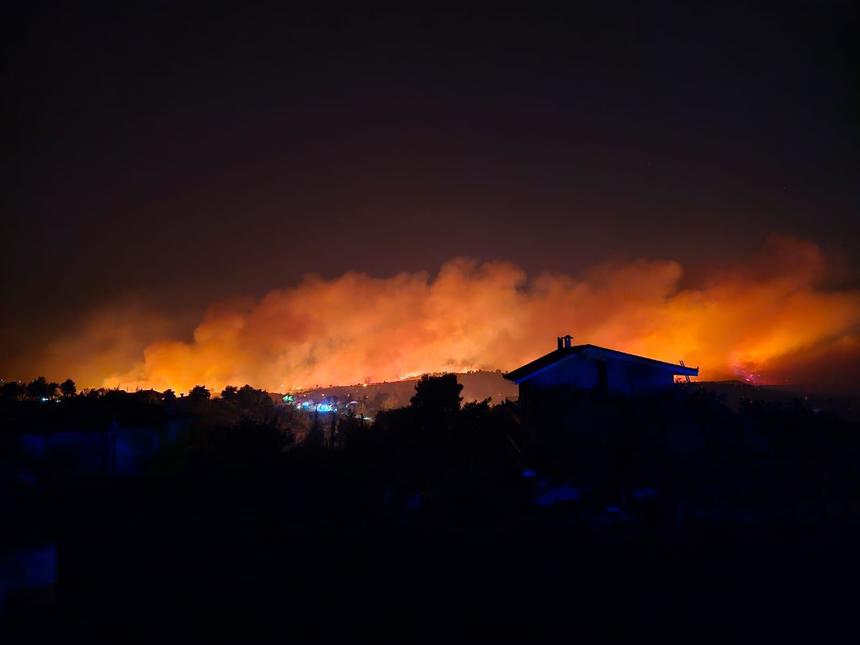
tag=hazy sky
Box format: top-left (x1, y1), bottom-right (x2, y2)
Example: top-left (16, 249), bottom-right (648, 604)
top-left (3, 2), bottom-right (859, 382)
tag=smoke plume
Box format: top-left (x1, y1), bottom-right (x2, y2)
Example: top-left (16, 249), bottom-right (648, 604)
top-left (37, 236), bottom-right (860, 393)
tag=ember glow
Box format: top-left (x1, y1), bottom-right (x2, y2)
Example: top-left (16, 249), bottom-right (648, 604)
top-left (37, 237), bottom-right (860, 393)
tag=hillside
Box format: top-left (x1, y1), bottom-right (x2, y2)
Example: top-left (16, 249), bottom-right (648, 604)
top-left (289, 370), bottom-right (518, 415)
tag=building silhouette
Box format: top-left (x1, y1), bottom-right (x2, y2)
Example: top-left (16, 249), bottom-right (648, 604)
top-left (505, 335), bottom-right (698, 400)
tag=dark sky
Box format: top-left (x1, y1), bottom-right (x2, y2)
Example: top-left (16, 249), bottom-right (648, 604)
top-left (3, 1), bottom-right (859, 374)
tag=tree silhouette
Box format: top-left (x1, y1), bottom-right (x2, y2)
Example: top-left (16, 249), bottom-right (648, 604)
top-left (236, 384), bottom-right (271, 411)
top-left (305, 411), bottom-right (325, 450)
top-left (188, 385), bottom-right (211, 402)
top-left (1, 380), bottom-right (25, 400)
top-left (26, 376), bottom-right (58, 400)
top-left (221, 385), bottom-right (239, 402)
top-left (410, 374), bottom-right (463, 418)
top-left (162, 389), bottom-right (177, 403)
top-left (60, 378), bottom-right (77, 398)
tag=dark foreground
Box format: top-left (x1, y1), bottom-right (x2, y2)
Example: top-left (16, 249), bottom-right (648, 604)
top-left (11, 476), bottom-right (860, 641)
top-left (3, 379), bottom-right (860, 641)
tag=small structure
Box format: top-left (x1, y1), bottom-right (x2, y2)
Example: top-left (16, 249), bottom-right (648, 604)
top-left (505, 335), bottom-right (698, 398)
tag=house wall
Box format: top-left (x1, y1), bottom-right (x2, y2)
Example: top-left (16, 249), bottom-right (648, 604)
top-left (605, 360), bottom-right (675, 394)
top-left (527, 355), bottom-right (600, 389)
top-left (523, 355), bottom-right (675, 395)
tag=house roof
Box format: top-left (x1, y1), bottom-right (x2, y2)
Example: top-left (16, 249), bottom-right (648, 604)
top-left (504, 344), bottom-right (699, 384)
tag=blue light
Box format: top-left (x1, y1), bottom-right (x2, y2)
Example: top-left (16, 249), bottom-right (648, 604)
top-left (316, 403), bottom-right (336, 413)
top-left (633, 487), bottom-right (657, 501)
top-left (534, 484), bottom-right (581, 507)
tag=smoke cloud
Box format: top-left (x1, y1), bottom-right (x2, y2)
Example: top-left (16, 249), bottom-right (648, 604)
top-left (34, 236), bottom-right (860, 393)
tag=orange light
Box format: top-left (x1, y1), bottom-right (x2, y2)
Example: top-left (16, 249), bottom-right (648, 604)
top-left (44, 236), bottom-right (860, 393)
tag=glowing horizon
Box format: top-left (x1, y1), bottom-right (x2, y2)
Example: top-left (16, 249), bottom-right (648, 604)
top-left (23, 236), bottom-right (860, 395)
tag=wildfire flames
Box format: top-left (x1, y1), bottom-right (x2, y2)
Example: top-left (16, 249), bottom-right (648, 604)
top-left (35, 236), bottom-right (860, 393)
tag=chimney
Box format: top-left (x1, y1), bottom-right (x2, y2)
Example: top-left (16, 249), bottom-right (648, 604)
top-left (557, 336), bottom-right (563, 350)
top-left (562, 334), bottom-right (573, 349)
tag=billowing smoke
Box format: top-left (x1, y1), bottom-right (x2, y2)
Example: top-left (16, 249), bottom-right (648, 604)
top-left (38, 236), bottom-right (860, 393)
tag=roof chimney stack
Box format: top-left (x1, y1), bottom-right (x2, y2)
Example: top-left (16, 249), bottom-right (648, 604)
top-left (557, 336), bottom-right (563, 350)
top-left (557, 334), bottom-right (573, 349)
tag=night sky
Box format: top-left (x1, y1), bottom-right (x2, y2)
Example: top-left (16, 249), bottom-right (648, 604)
top-left (3, 2), bottom-right (860, 386)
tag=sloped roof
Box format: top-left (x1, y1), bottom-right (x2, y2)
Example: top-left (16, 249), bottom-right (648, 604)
top-left (504, 344), bottom-right (698, 383)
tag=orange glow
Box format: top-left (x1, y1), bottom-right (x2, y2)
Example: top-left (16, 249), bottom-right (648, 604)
top-left (37, 236), bottom-right (860, 393)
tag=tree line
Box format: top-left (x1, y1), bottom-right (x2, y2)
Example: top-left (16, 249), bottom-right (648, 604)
top-left (1, 376), bottom-right (77, 400)
top-left (0, 378), bottom-right (275, 406)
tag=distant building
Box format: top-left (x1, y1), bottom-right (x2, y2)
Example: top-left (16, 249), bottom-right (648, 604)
top-left (504, 335), bottom-right (698, 399)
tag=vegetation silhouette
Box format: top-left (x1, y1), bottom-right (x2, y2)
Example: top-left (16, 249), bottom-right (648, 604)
top-left (24, 377), bottom-right (58, 400)
top-left (187, 385), bottom-right (211, 402)
top-left (3, 374), bottom-right (860, 639)
top-left (59, 379), bottom-right (76, 398)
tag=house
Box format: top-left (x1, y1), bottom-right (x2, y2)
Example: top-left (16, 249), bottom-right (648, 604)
top-left (504, 335), bottom-right (698, 398)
